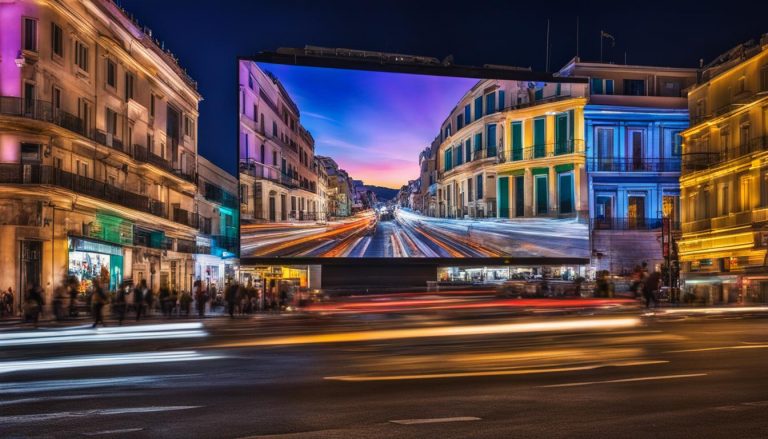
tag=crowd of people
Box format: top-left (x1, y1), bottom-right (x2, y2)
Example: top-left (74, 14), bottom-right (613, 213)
top-left (1, 276), bottom-right (297, 327)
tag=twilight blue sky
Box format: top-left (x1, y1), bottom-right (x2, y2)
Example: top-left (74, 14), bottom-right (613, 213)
top-left (258, 62), bottom-right (477, 188)
top-left (120, 0), bottom-right (768, 178)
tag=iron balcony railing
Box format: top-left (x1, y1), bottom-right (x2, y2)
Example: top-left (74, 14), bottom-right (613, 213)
top-left (682, 136), bottom-right (768, 172)
top-left (203, 182), bottom-right (239, 208)
top-left (240, 159), bottom-right (316, 193)
top-left (591, 217), bottom-right (680, 231)
top-left (587, 158), bottom-right (681, 173)
top-left (289, 211), bottom-right (321, 221)
top-left (0, 164), bottom-right (209, 227)
top-left (497, 139), bottom-right (585, 164)
top-left (172, 207), bottom-right (199, 228)
top-left (0, 96), bottom-right (197, 183)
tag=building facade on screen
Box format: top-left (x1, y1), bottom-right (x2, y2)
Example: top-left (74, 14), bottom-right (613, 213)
top-left (196, 157), bottom-right (239, 289)
top-left (679, 34), bottom-right (768, 304)
top-left (557, 59), bottom-right (697, 275)
top-left (239, 61), bottom-right (322, 223)
top-left (429, 79), bottom-right (589, 221)
top-left (0, 0), bottom-right (237, 305)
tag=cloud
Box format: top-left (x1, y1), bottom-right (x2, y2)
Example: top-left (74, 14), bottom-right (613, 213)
top-left (303, 111), bottom-right (336, 122)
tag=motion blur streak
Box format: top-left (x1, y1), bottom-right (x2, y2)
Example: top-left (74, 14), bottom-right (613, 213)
top-left (324, 360), bottom-right (668, 382)
top-left (538, 373), bottom-right (708, 388)
top-left (218, 317), bottom-right (641, 347)
top-left (0, 322), bottom-right (207, 347)
top-left (0, 374), bottom-right (200, 394)
top-left (0, 406), bottom-right (202, 424)
top-left (0, 351), bottom-right (223, 375)
top-left (666, 344), bottom-right (768, 353)
top-left (659, 307), bottom-right (768, 315)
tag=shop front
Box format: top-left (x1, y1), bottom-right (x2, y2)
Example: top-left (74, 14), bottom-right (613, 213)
top-left (438, 265), bottom-right (585, 284)
top-left (67, 236), bottom-right (123, 292)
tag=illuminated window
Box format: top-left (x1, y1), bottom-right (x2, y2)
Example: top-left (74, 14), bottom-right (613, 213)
top-left (740, 177), bottom-right (751, 211)
top-left (105, 108), bottom-right (117, 135)
top-left (74, 40), bottom-right (88, 72)
top-left (719, 185), bottom-right (729, 216)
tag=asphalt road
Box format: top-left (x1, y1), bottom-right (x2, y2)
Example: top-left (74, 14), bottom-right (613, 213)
top-left (2, 304), bottom-right (768, 438)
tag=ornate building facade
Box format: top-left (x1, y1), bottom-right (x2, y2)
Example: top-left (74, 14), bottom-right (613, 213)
top-left (0, 0), bottom-right (204, 303)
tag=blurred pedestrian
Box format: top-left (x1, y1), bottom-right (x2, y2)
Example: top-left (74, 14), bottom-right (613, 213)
top-left (53, 281), bottom-right (67, 321)
top-left (225, 282), bottom-right (238, 318)
top-left (180, 289), bottom-right (192, 317)
top-left (643, 270), bottom-right (662, 309)
top-left (159, 286), bottom-right (171, 317)
top-left (91, 278), bottom-right (107, 328)
top-left (24, 283), bottom-right (44, 327)
top-left (68, 276), bottom-right (79, 317)
top-left (135, 279), bottom-right (147, 321)
top-left (114, 282), bottom-right (128, 325)
top-left (1, 287), bottom-right (12, 318)
top-left (145, 288), bottom-right (155, 316)
top-left (194, 280), bottom-right (207, 318)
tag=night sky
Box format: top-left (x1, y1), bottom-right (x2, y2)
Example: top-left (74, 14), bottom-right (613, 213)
top-left (121, 0), bottom-right (768, 177)
top-left (255, 62), bottom-right (477, 188)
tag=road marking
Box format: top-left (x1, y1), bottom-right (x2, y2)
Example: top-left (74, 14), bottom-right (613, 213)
top-left (325, 360), bottom-right (668, 382)
top-left (0, 406), bottom-right (202, 424)
top-left (539, 373), bottom-right (707, 388)
top-left (390, 417), bottom-right (481, 425)
top-left (0, 351), bottom-right (223, 375)
top-left (82, 428), bottom-right (144, 436)
top-left (666, 344), bottom-right (768, 353)
top-left (0, 374), bottom-right (201, 394)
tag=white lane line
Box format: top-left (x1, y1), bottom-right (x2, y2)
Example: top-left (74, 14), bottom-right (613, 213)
top-left (390, 416), bottom-right (481, 425)
top-left (0, 374), bottom-right (201, 394)
top-left (0, 351), bottom-right (223, 375)
top-left (0, 406), bottom-right (201, 424)
top-left (539, 373), bottom-right (708, 388)
top-left (82, 428), bottom-right (144, 436)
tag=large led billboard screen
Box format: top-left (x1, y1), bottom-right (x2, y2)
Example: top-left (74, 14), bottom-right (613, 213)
top-left (239, 57), bottom-right (590, 259)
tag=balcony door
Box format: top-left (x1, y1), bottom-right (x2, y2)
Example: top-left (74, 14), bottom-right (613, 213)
top-left (628, 195), bottom-right (645, 229)
top-left (628, 130), bottom-right (645, 171)
top-left (23, 83), bottom-right (35, 117)
top-left (596, 127), bottom-right (613, 170)
top-left (595, 195), bottom-right (614, 229)
top-left (535, 175), bottom-right (548, 215)
top-left (515, 175), bottom-right (525, 217)
top-left (498, 177), bottom-right (509, 218)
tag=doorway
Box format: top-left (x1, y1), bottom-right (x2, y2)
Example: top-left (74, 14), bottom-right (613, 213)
top-left (628, 196), bottom-right (646, 229)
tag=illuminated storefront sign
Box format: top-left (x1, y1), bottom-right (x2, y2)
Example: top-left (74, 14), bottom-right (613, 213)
top-left (67, 237), bottom-right (123, 291)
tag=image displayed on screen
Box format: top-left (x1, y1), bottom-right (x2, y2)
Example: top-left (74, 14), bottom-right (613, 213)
top-left (239, 59), bottom-right (590, 258)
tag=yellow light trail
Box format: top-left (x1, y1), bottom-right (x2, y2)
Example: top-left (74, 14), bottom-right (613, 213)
top-left (215, 317), bottom-right (641, 348)
top-left (324, 360), bottom-right (668, 382)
